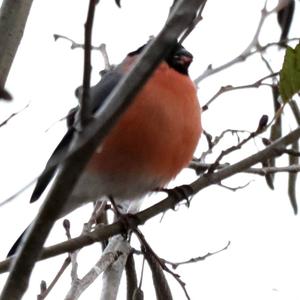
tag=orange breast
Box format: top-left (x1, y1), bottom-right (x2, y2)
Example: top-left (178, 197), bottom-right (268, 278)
top-left (87, 62), bottom-right (202, 187)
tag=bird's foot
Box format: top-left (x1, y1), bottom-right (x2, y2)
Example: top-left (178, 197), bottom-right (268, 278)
top-left (155, 184), bottom-right (194, 208)
top-left (109, 196), bottom-right (140, 240)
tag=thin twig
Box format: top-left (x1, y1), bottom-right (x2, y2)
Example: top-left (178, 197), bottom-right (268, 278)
top-left (194, 0), bottom-right (292, 84)
top-left (218, 181), bottom-right (253, 191)
top-left (163, 241), bottom-right (231, 269)
top-left (37, 256), bottom-right (71, 300)
top-left (200, 129), bottom-right (249, 161)
top-left (79, 0), bottom-right (99, 127)
top-left (202, 72), bottom-right (278, 111)
top-left (0, 103), bottom-right (29, 127)
top-left (54, 34), bottom-right (112, 72)
top-left (207, 115), bottom-right (269, 173)
top-left (65, 250), bottom-right (123, 300)
top-left (134, 227), bottom-right (190, 300)
top-left (0, 177), bottom-right (36, 208)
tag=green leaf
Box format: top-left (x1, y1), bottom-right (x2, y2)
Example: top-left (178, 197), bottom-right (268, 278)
top-left (279, 43), bottom-right (300, 102)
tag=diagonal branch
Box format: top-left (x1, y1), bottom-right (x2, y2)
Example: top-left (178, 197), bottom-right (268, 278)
top-left (1, 126), bottom-right (300, 274)
top-left (0, 0), bottom-right (34, 87)
top-left (0, 1), bottom-right (206, 300)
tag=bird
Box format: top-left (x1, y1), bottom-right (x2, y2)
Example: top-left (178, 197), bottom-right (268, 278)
top-left (7, 42), bottom-right (202, 256)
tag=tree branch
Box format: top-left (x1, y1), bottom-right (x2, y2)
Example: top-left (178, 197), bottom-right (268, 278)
top-left (202, 72), bottom-right (278, 111)
top-left (0, 0), bottom-right (34, 87)
top-left (194, 0), bottom-right (271, 84)
top-left (0, 1), bottom-right (206, 299)
top-left (0, 103), bottom-right (30, 128)
top-left (1, 126), bottom-right (300, 274)
top-left (163, 241), bottom-right (231, 269)
top-left (53, 34), bottom-right (112, 72)
top-left (99, 236), bottom-right (131, 300)
top-left (65, 249), bottom-right (124, 300)
top-left (79, 0), bottom-right (99, 127)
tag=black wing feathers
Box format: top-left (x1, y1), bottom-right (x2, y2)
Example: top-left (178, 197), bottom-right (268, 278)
top-left (30, 69), bottom-right (123, 202)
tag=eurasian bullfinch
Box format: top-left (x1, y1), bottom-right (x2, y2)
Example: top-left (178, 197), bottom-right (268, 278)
top-left (8, 42), bottom-right (202, 256)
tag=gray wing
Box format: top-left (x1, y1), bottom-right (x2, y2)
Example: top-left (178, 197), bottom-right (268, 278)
top-left (30, 69), bottom-right (123, 202)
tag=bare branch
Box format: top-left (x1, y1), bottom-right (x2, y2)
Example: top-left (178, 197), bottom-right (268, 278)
top-left (54, 34), bottom-right (112, 71)
top-left (179, 0), bottom-right (207, 43)
top-left (207, 115), bottom-right (269, 173)
top-left (218, 181), bottom-right (253, 192)
top-left (0, 103), bottom-right (30, 128)
top-left (53, 34), bottom-right (84, 49)
top-left (0, 0), bottom-right (34, 87)
top-left (202, 72), bottom-right (278, 111)
top-left (289, 100), bottom-right (300, 125)
top-left (1, 126), bottom-right (300, 274)
top-left (0, 177), bottom-right (36, 208)
top-left (37, 256), bottom-right (71, 300)
top-left (65, 249), bottom-right (124, 300)
top-left (125, 252), bottom-right (139, 300)
top-left (143, 246), bottom-right (173, 300)
top-left (0, 2), bottom-right (206, 299)
top-left (194, 1), bottom-right (278, 84)
top-left (190, 161), bottom-right (300, 175)
top-left (79, 0), bottom-right (99, 127)
top-left (133, 227), bottom-right (190, 300)
top-left (99, 236), bottom-right (131, 300)
top-left (200, 129), bottom-right (250, 162)
top-left (270, 0), bottom-right (293, 13)
top-left (163, 241), bottom-right (231, 269)
top-left (288, 140), bottom-right (298, 214)
top-left (0, 87), bottom-right (12, 101)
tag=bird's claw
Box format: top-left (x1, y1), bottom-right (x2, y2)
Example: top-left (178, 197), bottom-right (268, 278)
top-left (155, 184), bottom-right (194, 209)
